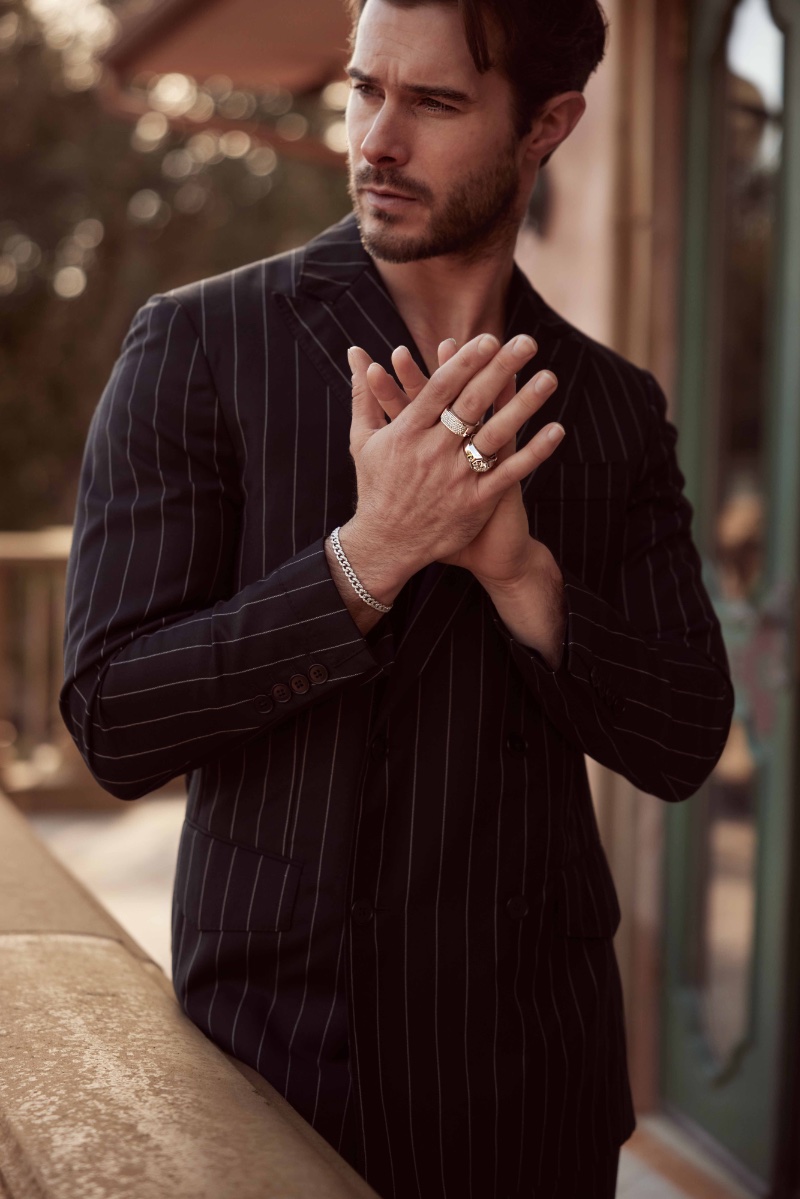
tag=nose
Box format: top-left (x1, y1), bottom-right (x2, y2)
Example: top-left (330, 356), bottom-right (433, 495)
top-left (358, 102), bottom-right (410, 168)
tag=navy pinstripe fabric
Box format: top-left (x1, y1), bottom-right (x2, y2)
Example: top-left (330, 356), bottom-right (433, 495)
top-left (62, 212), bottom-right (733, 1198)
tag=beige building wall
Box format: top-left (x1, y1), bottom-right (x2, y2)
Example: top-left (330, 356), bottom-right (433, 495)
top-left (512, 0), bottom-right (689, 1116)
top-left (514, 0), bottom-right (622, 350)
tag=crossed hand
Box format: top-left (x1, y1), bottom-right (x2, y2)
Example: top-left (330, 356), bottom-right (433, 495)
top-left (345, 332), bottom-right (564, 593)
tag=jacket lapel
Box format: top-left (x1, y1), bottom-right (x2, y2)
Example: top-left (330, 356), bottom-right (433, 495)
top-left (273, 214), bottom-right (591, 724)
top-left (274, 214), bottom-right (430, 413)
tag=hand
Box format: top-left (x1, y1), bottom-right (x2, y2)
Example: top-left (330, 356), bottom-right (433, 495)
top-left (358, 336), bottom-right (564, 590)
top-left (341, 333), bottom-right (561, 603)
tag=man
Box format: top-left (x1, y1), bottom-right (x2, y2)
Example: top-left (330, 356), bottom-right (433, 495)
top-left (61, 0), bottom-right (734, 1195)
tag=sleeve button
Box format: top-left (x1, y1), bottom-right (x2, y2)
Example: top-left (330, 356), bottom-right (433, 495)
top-left (506, 895), bottom-right (529, 920)
top-left (254, 694), bottom-right (274, 714)
top-left (290, 673), bottom-right (310, 695)
top-left (351, 899), bottom-right (374, 925)
top-left (506, 732), bottom-right (527, 754)
top-left (271, 682), bottom-right (292, 704)
top-left (309, 663), bottom-right (329, 685)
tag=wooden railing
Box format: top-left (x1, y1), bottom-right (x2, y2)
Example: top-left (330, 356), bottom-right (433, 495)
top-left (0, 527), bottom-right (71, 740)
top-left (0, 788), bottom-right (380, 1199)
top-left (0, 527), bottom-right (149, 808)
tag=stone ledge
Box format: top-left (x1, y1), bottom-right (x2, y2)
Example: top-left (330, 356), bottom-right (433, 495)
top-left (0, 794), bottom-right (378, 1199)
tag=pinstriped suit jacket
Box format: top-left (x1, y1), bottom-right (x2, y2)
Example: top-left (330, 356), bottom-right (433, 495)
top-left (62, 212), bottom-right (733, 1199)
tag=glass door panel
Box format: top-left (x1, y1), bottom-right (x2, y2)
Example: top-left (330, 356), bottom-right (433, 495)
top-left (691, 0), bottom-right (784, 1072)
top-left (664, 0), bottom-right (800, 1186)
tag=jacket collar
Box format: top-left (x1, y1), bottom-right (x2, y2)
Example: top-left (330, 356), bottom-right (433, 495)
top-left (273, 212), bottom-right (589, 724)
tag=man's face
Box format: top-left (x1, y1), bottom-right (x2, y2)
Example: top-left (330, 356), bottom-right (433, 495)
top-left (345, 0), bottom-right (527, 263)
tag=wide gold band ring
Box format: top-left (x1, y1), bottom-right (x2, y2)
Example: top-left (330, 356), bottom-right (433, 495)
top-left (463, 436), bottom-right (498, 473)
top-left (440, 407), bottom-right (480, 438)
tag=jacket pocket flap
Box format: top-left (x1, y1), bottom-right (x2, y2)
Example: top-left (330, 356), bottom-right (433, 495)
top-left (179, 822), bottom-right (302, 932)
top-left (553, 850), bottom-right (621, 937)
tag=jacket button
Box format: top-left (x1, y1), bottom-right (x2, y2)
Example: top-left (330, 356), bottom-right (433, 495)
top-left (290, 673), bottom-right (310, 695)
top-left (506, 733), bottom-right (527, 754)
top-left (271, 682), bottom-right (292, 704)
top-left (506, 895), bottom-right (529, 920)
top-left (254, 694), bottom-right (274, 714)
top-left (351, 898), bottom-right (374, 925)
top-left (309, 663), bottom-right (329, 685)
top-left (370, 734), bottom-right (388, 760)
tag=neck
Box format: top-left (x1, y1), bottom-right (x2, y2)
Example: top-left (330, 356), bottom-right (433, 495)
top-left (371, 244), bottom-right (517, 375)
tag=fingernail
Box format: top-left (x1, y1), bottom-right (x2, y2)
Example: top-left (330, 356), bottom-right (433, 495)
top-left (512, 334), bottom-right (536, 355)
top-left (479, 334), bottom-right (499, 353)
top-left (446, 337), bottom-right (457, 346)
top-left (547, 423), bottom-right (565, 441)
top-left (347, 346), bottom-right (358, 364)
top-left (535, 371), bottom-right (557, 395)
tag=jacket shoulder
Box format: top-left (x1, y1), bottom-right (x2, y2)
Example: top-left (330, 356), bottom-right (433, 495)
top-left (163, 245), bottom-right (304, 315)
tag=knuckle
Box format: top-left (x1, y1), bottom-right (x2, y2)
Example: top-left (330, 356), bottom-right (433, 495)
top-left (425, 371), bottom-right (449, 404)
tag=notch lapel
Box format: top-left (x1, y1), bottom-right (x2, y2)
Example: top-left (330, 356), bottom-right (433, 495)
top-left (274, 214), bottom-right (430, 413)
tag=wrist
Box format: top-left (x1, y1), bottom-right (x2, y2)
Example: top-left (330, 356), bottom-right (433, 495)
top-left (334, 517), bottom-right (409, 607)
top-left (478, 540), bottom-right (566, 670)
top-left (475, 539), bottom-right (555, 600)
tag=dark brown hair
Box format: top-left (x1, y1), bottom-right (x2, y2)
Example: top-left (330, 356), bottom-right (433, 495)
top-left (345, 0), bottom-right (608, 144)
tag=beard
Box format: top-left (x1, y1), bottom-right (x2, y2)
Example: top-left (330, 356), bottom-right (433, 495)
top-left (348, 137), bottom-right (522, 265)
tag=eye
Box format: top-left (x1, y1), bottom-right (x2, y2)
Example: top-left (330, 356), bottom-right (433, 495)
top-left (419, 97), bottom-right (455, 114)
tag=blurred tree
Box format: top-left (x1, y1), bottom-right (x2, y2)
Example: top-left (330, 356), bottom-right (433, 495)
top-left (0, 0), bottom-right (350, 529)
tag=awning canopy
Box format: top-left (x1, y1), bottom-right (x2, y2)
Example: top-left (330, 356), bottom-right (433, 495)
top-left (102, 0), bottom-right (353, 165)
top-left (105, 0), bottom-right (352, 95)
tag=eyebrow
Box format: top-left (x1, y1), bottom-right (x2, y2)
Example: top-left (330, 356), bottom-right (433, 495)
top-left (345, 66), bottom-right (475, 105)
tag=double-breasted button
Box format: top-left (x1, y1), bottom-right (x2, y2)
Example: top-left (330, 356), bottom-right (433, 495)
top-left (351, 898), bottom-right (374, 925)
top-left (290, 673), bottom-right (310, 695)
top-left (506, 732), bottom-right (527, 754)
top-left (370, 733), bottom-right (388, 761)
top-left (506, 895), bottom-right (529, 920)
top-left (254, 694), bottom-right (274, 714)
top-left (272, 682), bottom-right (292, 704)
top-left (309, 663), bottom-right (329, 685)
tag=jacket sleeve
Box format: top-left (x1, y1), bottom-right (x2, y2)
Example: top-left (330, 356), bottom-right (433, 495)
top-left (493, 371), bottom-right (734, 803)
top-left (61, 295), bottom-right (391, 800)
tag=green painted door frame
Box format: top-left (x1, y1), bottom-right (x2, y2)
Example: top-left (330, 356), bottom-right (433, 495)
top-left (664, 0), bottom-right (800, 1188)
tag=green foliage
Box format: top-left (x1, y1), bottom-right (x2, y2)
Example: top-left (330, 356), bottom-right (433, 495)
top-left (0, 0), bottom-right (350, 529)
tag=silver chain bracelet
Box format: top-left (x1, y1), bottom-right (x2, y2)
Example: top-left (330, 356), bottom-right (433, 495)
top-left (329, 527), bottom-right (393, 614)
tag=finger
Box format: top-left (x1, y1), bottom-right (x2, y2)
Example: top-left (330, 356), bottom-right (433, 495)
top-left (367, 360), bottom-right (410, 422)
top-left (470, 369), bottom-right (558, 459)
top-left (348, 346), bottom-right (388, 450)
top-left (440, 333), bottom-right (539, 430)
top-left (479, 421), bottom-right (566, 497)
top-left (391, 345), bottom-right (427, 402)
top-left (400, 333), bottom-right (508, 431)
top-left (439, 338), bottom-right (490, 432)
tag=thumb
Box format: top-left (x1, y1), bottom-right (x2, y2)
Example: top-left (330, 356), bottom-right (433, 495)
top-left (348, 345), bottom-right (387, 452)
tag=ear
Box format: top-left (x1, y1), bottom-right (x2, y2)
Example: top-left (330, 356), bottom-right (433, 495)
top-left (523, 91), bottom-right (586, 166)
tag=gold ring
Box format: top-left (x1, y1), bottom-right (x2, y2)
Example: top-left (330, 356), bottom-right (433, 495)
top-left (440, 407), bottom-right (480, 438)
top-left (463, 436), bottom-right (498, 473)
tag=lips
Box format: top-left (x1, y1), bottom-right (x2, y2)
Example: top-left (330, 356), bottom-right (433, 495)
top-left (363, 187), bottom-right (416, 200)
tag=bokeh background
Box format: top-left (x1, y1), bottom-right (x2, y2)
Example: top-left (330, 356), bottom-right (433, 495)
top-left (1, 0), bottom-right (799, 1196)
